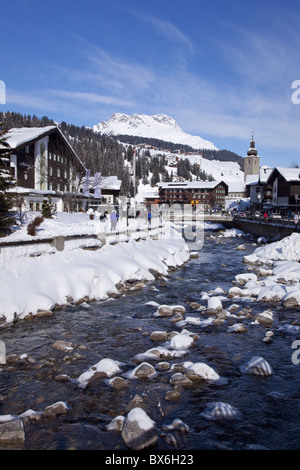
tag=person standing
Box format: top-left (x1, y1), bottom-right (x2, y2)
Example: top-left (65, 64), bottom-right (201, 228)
top-left (110, 210), bottom-right (118, 231)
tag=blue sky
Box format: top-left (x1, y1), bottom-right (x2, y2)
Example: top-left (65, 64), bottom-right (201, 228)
top-left (1, 0), bottom-right (300, 167)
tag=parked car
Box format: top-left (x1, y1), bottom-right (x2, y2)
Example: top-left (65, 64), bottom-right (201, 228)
top-left (270, 213), bottom-right (282, 219)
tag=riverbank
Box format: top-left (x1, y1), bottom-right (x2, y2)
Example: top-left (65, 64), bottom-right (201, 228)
top-left (0, 213), bottom-right (190, 326)
top-left (1, 225), bottom-right (300, 450)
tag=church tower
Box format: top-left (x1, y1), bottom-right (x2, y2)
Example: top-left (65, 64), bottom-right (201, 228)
top-left (244, 133), bottom-right (260, 181)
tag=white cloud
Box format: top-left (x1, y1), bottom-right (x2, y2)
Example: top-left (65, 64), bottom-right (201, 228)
top-left (131, 11), bottom-right (194, 54)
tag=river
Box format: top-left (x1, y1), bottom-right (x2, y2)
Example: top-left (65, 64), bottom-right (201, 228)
top-left (1, 224), bottom-right (300, 450)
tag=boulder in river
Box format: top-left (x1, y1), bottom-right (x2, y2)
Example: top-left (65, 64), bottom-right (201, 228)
top-left (241, 356), bottom-right (273, 376)
top-left (0, 419), bottom-right (25, 447)
top-left (121, 407), bottom-right (158, 450)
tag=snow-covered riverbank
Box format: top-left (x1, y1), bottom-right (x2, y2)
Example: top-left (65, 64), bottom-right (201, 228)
top-left (0, 213), bottom-right (190, 325)
top-left (229, 232), bottom-right (300, 313)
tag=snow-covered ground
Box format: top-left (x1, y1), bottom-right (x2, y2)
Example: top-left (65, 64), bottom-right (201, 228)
top-left (0, 212), bottom-right (190, 325)
top-left (229, 232), bottom-right (300, 312)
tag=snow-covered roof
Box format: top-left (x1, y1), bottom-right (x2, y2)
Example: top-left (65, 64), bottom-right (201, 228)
top-left (272, 167), bottom-right (300, 182)
top-left (245, 174), bottom-right (259, 185)
top-left (101, 175), bottom-right (122, 190)
top-left (0, 126), bottom-right (86, 170)
top-left (227, 181), bottom-right (246, 193)
top-left (259, 166), bottom-right (273, 183)
top-left (0, 126), bottom-right (57, 150)
top-left (157, 180), bottom-right (227, 190)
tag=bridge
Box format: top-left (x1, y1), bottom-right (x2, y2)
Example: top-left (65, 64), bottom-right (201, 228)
top-left (171, 212), bottom-right (300, 239)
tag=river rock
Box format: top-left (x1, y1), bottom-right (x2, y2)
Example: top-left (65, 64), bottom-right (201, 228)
top-left (255, 310), bottom-right (273, 326)
top-left (201, 401), bottom-right (242, 420)
top-left (206, 296), bottom-right (223, 314)
top-left (0, 420), bottom-right (25, 447)
top-left (170, 373), bottom-right (193, 386)
top-left (109, 377), bottom-right (130, 391)
top-left (241, 356), bottom-right (273, 376)
top-left (184, 362), bottom-right (222, 382)
top-left (164, 388), bottom-right (181, 401)
top-left (121, 407), bottom-right (158, 450)
top-left (156, 305), bottom-right (173, 317)
top-left (150, 331), bottom-right (168, 342)
top-left (130, 362), bottom-right (156, 378)
top-left (156, 361), bottom-right (170, 371)
top-left (189, 302), bottom-right (201, 310)
top-left (52, 340), bottom-right (73, 352)
top-left (172, 305), bottom-right (186, 314)
top-left (162, 418), bottom-right (190, 433)
top-left (106, 415), bottom-right (125, 432)
top-left (228, 323), bottom-right (247, 333)
top-left (283, 296), bottom-right (299, 308)
top-left (170, 332), bottom-right (195, 351)
top-left (35, 309), bottom-right (54, 318)
top-left (44, 401), bottom-right (70, 417)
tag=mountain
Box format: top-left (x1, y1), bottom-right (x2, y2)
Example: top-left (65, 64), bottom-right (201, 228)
top-left (92, 113), bottom-right (218, 151)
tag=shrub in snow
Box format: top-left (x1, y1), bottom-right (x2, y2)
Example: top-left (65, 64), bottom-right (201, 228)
top-left (27, 216), bottom-right (44, 236)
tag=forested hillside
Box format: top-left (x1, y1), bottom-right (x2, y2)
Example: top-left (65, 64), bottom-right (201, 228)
top-left (113, 133), bottom-right (244, 168)
top-left (0, 111), bottom-right (243, 194)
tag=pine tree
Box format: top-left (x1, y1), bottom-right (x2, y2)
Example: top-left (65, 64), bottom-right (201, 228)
top-left (0, 122), bottom-right (16, 236)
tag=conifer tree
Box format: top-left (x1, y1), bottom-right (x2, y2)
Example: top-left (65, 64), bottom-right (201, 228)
top-left (0, 122), bottom-right (16, 236)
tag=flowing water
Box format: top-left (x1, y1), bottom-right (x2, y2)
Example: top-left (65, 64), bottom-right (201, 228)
top-left (1, 225), bottom-right (300, 450)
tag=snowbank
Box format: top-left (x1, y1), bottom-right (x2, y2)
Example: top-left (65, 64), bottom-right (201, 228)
top-left (230, 233), bottom-right (300, 307)
top-left (0, 224), bottom-right (189, 325)
top-left (245, 232), bottom-right (300, 264)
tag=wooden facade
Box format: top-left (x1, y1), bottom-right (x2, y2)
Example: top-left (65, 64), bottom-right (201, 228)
top-left (157, 181), bottom-right (228, 209)
top-left (266, 167), bottom-right (300, 211)
top-left (0, 126), bottom-right (88, 211)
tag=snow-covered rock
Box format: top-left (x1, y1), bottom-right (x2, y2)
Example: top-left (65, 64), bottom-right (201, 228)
top-left (241, 356), bottom-right (273, 376)
top-left (121, 407), bottom-right (158, 450)
top-left (77, 358), bottom-right (121, 388)
top-left (184, 362), bottom-right (227, 384)
top-left (201, 402), bottom-right (242, 420)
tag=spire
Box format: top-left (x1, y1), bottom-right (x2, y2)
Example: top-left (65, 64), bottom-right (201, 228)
top-left (247, 132), bottom-right (258, 156)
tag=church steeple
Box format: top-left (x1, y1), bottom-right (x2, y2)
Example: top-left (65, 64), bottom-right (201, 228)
top-left (244, 132), bottom-right (260, 181)
top-left (247, 132), bottom-right (258, 157)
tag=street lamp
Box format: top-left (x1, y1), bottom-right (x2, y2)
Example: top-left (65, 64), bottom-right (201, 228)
top-left (257, 193), bottom-right (261, 213)
top-left (126, 194), bottom-right (131, 227)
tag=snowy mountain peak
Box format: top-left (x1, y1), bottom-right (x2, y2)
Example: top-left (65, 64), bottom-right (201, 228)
top-left (92, 113), bottom-right (218, 151)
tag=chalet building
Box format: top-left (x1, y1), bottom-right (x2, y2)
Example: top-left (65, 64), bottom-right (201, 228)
top-left (246, 166), bottom-right (273, 209)
top-left (157, 180), bottom-right (228, 209)
top-left (83, 174), bottom-right (121, 205)
top-left (0, 126), bottom-right (120, 212)
top-left (0, 126), bottom-right (88, 211)
top-left (266, 167), bottom-right (300, 213)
